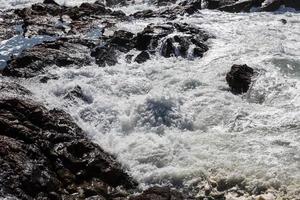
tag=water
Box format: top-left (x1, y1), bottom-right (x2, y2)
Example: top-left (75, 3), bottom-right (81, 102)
top-left (1, 0), bottom-right (300, 198)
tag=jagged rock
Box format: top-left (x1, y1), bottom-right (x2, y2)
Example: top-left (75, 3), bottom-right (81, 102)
top-left (91, 45), bottom-right (118, 67)
top-left (0, 82), bottom-right (137, 199)
top-left (106, 0), bottom-right (127, 7)
top-left (134, 51), bottom-right (150, 63)
top-left (261, 0), bottom-right (300, 11)
top-left (136, 23), bottom-right (210, 59)
top-left (219, 0), bottom-right (264, 12)
top-left (203, 0), bottom-right (238, 9)
top-left (131, 9), bottom-right (157, 19)
top-left (2, 39), bottom-right (91, 78)
top-left (129, 187), bottom-right (187, 200)
top-left (43, 0), bottom-right (60, 6)
top-left (111, 30), bottom-right (136, 52)
top-left (66, 1), bottom-right (111, 20)
top-left (226, 64), bottom-right (254, 94)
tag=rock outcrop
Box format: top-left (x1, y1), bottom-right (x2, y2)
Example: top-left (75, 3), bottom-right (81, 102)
top-left (2, 39), bottom-right (91, 78)
top-left (0, 82), bottom-right (137, 199)
top-left (226, 64), bottom-right (254, 94)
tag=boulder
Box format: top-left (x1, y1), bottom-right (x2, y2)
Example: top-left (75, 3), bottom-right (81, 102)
top-left (134, 51), bottom-right (150, 63)
top-left (0, 82), bottom-right (137, 199)
top-left (226, 64), bottom-right (254, 94)
top-left (91, 45), bottom-right (118, 67)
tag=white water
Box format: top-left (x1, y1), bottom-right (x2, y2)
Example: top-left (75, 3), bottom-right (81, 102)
top-left (1, 0), bottom-right (300, 198)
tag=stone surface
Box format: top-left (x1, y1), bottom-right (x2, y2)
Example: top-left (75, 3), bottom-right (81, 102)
top-left (2, 39), bottom-right (91, 78)
top-left (0, 82), bottom-right (137, 199)
top-left (226, 64), bottom-right (254, 94)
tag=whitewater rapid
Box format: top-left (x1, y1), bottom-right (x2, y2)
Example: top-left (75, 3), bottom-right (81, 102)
top-left (1, 0), bottom-right (300, 197)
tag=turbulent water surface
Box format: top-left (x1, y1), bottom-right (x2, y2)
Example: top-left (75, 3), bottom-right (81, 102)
top-left (1, 0), bottom-right (300, 197)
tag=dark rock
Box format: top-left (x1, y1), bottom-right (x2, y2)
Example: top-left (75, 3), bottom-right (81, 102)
top-left (161, 38), bottom-right (175, 57)
top-left (226, 64), bottom-right (254, 94)
top-left (219, 0), bottom-right (264, 12)
top-left (2, 39), bottom-right (91, 78)
top-left (131, 9), bottom-right (157, 19)
top-left (261, 0), bottom-right (300, 11)
top-left (280, 18), bottom-right (287, 24)
top-left (91, 45), bottom-right (118, 67)
top-left (39, 74), bottom-right (59, 83)
top-left (43, 0), bottom-right (60, 6)
top-left (106, 0), bottom-right (127, 7)
top-left (111, 30), bottom-right (136, 52)
top-left (0, 83), bottom-right (137, 199)
top-left (134, 51), bottom-right (150, 63)
top-left (284, 0), bottom-right (300, 10)
top-left (129, 186), bottom-right (186, 200)
top-left (203, 0), bottom-right (238, 9)
top-left (136, 23), bottom-right (210, 59)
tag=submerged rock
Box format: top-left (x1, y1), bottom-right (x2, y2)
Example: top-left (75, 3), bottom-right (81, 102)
top-left (0, 82), bottom-right (137, 199)
top-left (226, 64), bottom-right (254, 94)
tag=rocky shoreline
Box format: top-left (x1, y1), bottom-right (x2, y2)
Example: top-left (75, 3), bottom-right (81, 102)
top-left (0, 0), bottom-right (299, 199)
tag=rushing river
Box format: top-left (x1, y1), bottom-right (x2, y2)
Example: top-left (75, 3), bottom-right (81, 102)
top-left (1, 0), bottom-right (300, 198)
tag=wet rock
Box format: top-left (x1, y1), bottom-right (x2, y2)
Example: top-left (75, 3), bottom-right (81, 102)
top-left (219, 0), bottom-right (264, 12)
top-left (66, 1), bottom-right (111, 20)
top-left (64, 85), bottom-right (93, 104)
top-left (131, 9), bottom-right (157, 19)
top-left (226, 64), bottom-right (254, 94)
top-left (134, 51), bottom-right (150, 63)
top-left (43, 0), bottom-right (60, 6)
top-left (111, 30), bottom-right (136, 52)
top-left (280, 18), bottom-right (287, 24)
top-left (129, 186), bottom-right (186, 200)
top-left (106, 0), bottom-right (127, 7)
top-left (91, 45), bottom-right (118, 67)
top-left (136, 22), bottom-right (210, 59)
top-left (261, 0), bottom-right (300, 11)
top-left (0, 83), bottom-right (137, 199)
top-left (2, 39), bottom-right (91, 78)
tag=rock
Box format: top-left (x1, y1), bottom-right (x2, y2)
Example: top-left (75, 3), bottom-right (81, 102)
top-left (91, 45), bottom-right (118, 67)
top-left (43, 0), bottom-right (60, 5)
top-left (280, 18), bottom-right (287, 24)
top-left (219, 0), bottom-right (264, 12)
top-left (106, 0), bottom-right (127, 7)
top-left (261, 0), bottom-right (283, 11)
top-left (2, 39), bottom-right (91, 78)
top-left (261, 0), bottom-right (300, 11)
top-left (129, 186), bottom-right (186, 200)
top-left (63, 85), bottom-right (93, 104)
top-left (136, 22), bottom-right (210, 59)
top-left (226, 64), bottom-right (254, 94)
top-left (111, 30), bottom-right (136, 52)
top-left (134, 51), bottom-right (150, 63)
top-left (131, 9), bottom-right (157, 19)
top-left (0, 82), bottom-right (137, 199)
